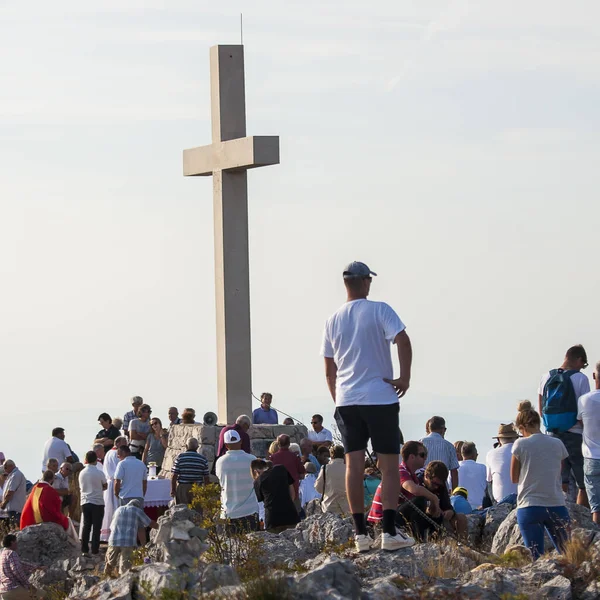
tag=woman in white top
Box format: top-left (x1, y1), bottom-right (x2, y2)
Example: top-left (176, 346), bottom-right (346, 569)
top-left (510, 400), bottom-right (570, 559)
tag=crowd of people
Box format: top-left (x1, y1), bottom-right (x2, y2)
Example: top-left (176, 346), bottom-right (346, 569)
top-left (1, 261), bottom-right (600, 596)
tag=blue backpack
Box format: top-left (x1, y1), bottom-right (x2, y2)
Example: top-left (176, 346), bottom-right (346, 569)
top-left (541, 369), bottom-right (578, 433)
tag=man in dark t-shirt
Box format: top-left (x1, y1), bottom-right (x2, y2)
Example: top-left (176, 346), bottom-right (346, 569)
top-left (252, 460), bottom-right (299, 532)
top-left (93, 413), bottom-right (121, 455)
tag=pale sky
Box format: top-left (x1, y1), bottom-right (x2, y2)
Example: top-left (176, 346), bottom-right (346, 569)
top-left (2, 1), bottom-right (599, 479)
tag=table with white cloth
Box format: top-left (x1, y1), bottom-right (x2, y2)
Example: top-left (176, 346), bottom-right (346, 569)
top-left (144, 478), bottom-right (171, 507)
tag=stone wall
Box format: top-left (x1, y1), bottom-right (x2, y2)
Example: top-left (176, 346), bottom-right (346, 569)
top-left (160, 423), bottom-right (308, 478)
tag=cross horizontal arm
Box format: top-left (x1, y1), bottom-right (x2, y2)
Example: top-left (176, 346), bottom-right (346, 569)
top-left (183, 135), bottom-right (279, 177)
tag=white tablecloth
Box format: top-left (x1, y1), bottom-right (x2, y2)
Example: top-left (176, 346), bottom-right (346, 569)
top-left (144, 478), bottom-right (171, 507)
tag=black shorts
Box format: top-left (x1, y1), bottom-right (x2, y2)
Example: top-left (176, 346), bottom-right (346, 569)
top-left (337, 403), bottom-right (401, 454)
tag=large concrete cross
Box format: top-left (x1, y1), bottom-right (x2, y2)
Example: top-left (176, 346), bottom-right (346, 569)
top-left (183, 45), bottom-right (279, 425)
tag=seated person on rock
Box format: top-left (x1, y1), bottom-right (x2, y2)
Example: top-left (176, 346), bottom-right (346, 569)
top-left (20, 470), bottom-right (69, 531)
top-left (419, 461), bottom-right (468, 541)
top-left (450, 487), bottom-right (473, 515)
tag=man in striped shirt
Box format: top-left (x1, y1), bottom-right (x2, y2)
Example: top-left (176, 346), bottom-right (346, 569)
top-left (420, 416), bottom-right (459, 489)
top-left (170, 438), bottom-right (210, 505)
top-left (215, 429), bottom-right (258, 533)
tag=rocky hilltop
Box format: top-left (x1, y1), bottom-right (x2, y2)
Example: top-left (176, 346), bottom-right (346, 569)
top-left (18, 501), bottom-right (600, 599)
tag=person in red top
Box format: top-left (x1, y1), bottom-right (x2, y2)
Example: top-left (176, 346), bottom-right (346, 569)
top-left (270, 434), bottom-right (306, 511)
top-left (368, 441), bottom-right (440, 532)
top-left (20, 470), bottom-right (69, 531)
top-left (216, 415), bottom-right (252, 461)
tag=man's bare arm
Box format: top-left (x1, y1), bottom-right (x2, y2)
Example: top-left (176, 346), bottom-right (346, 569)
top-left (384, 330), bottom-right (412, 398)
top-left (324, 357), bottom-right (337, 403)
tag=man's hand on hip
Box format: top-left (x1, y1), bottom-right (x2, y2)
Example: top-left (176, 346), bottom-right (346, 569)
top-left (384, 377), bottom-right (410, 398)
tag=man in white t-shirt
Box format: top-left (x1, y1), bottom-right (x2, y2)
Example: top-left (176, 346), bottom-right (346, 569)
top-left (321, 261), bottom-right (413, 553)
top-left (485, 423), bottom-right (518, 503)
top-left (41, 428), bottom-right (73, 472)
top-left (307, 414), bottom-right (333, 449)
top-left (457, 442), bottom-right (487, 510)
top-left (215, 430), bottom-right (258, 533)
top-left (578, 360), bottom-right (600, 524)
top-left (538, 344), bottom-right (590, 507)
top-left (80, 450), bottom-right (107, 555)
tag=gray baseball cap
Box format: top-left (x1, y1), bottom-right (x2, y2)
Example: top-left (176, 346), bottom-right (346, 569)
top-left (343, 261), bottom-right (377, 279)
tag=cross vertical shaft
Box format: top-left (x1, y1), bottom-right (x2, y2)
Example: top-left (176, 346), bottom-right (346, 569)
top-left (211, 46), bottom-right (251, 425)
top-left (183, 45), bottom-right (279, 426)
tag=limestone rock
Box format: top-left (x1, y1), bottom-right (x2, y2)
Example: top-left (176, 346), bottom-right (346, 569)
top-left (295, 556), bottom-right (361, 599)
top-left (296, 512), bottom-right (353, 549)
top-left (462, 565), bottom-right (521, 597)
top-left (74, 571), bottom-right (136, 600)
top-left (465, 512), bottom-right (484, 548)
top-left (249, 531), bottom-right (313, 566)
top-left (17, 523), bottom-right (80, 566)
top-left (481, 503), bottom-right (513, 550)
top-left (304, 498), bottom-right (322, 517)
top-left (198, 563), bottom-right (240, 592)
top-left (540, 575), bottom-right (572, 599)
top-left (136, 563), bottom-right (189, 598)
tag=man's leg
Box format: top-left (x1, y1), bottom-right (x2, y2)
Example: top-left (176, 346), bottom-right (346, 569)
top-left (377, 453), bottom-right (401, 536)
top-left (119, 547), bottom-right (134, 575)
top-left (396, 497), bottom-right (427, 541)
top-left (584, 458), bottom-right (600, 525)
top-left (81, 503), bottom-right (92, 554)
top-left (91, 504), bottom-right (105, 554)
top-left (543, 506), bottom-right (571, 554)
top-left (104, 546), bottom-right (120, 576)
top-left (451, 513), bottom-right (468, 540)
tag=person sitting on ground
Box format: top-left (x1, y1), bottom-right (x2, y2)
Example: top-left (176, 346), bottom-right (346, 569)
top-left (578, 360), bottom-right (600, 525)
top-left (105, 499), bottom-right (157, 577)
top-left (299, 462), bottom-right (321, 508)
top-left (538, 344), bottom-right (590, 508)
top-left (252, 392), bottom-right (279, 425)
top-left (168, 407), bottom-right (181, 426)
top-left (0, 534), bottom-right (40, 599)
top-left (307, 414), bottom-right (333, 450)
top-left (420, 416), bottom-right (459, 489)
top-left (215, 430), bottom-right (258, 533)
top-left (283, 418), bottom-right (294, 426)
top-left (457, 442), bottom-right (487, 510)
top-left (450, 487), bottom-right (473, 515)
top-left (123, 396), bottom-right (143, 439)
top-left (421, 461), bottom-right (467, 540)
top-left (41, 427), bottom-right (73, 473)
top-left (300, 438), bottom-right (321, 472)
top-left (270, 435), bottom-right (306, 513)
top-left (368, 441), bottom-right (430, 542)
top-left (181, 408), bottom-right (197, 424)
top-left (252, 459), bottom-right (299, 532)
top-left (267, 441), bottom-right (280, 459)
top-left (216, 415), bottom-right (252, 460)
top-left (511, 400), bottom-right (570, 560)
top-left (94, 413), bottom-right (121, 456)
top-left (486, 423), bottom-right (519, 505)
top-left (314, 445), bottom-right (349, 515)
top-left (363, 458), bottom-right (381, 512)
top-left (20, 470), bottom-right (69, 531)
top-left (128, 404), bottom-right (152, 460)
top-left (170, 438), bottom-right (209, 505)
top-left (142, 417), bottom-right (168, 470)
top-left (114, 446), bottom-right (147, 507)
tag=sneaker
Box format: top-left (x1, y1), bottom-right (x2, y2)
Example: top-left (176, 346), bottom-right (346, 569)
top-left (381, 531), bottom-right (415, 551)
top-left (355, 533), bottom-right (373, 553)
top-left (395, 528), bottom-right (415, 546)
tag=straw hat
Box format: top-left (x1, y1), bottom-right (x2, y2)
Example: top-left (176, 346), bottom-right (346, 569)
top-left (494, 423), bottom-right (518, 440)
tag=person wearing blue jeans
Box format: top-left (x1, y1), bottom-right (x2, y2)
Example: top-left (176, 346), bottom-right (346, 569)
top-left (511, 400), bottom-right (570, 560)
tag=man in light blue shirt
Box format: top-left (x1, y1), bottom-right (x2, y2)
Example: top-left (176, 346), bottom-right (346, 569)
top-left (252, 393), bottom-right (279, 425)
top-left (420, 416), bottom-right (459, 489)
top-left (114, 446), bottom-right (147, 506)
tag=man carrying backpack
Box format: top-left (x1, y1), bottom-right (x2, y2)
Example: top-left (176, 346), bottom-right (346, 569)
top-left (538, 344), bottom-right (590, 507)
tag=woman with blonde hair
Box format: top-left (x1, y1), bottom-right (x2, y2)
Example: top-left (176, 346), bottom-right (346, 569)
top-left (510, 400), bottom-right (570, 559)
